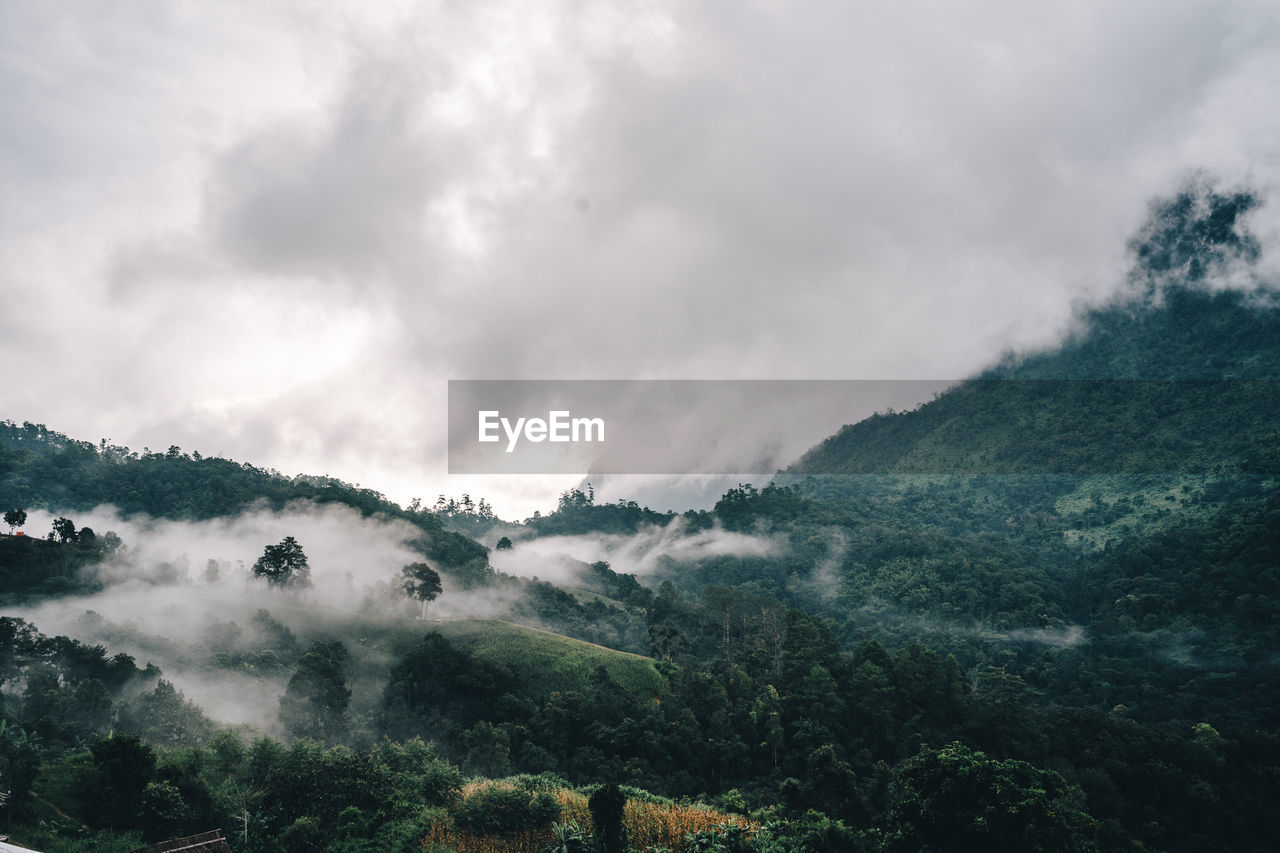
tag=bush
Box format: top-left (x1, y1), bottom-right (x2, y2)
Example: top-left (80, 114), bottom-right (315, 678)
top-left (453, 783), bottom-right (560, 836)
top-left (280, 816), bottom-right (323, 853)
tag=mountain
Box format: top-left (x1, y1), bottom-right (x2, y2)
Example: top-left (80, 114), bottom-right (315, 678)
top-left (786, 288), bottom-right (1280, 480)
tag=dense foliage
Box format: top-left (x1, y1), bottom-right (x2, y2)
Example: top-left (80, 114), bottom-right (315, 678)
top-left (0, 424), bottom-right (449, 535)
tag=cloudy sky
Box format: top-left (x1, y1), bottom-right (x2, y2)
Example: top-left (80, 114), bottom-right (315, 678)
top-left (5, 0), bottom-right (1280, 518)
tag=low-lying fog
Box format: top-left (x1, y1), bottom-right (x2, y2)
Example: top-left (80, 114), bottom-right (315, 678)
top-left (4, 503), bottom-right (1086, 734)
top-left (488, 518), bottom-right (779, 586)
top-left (3, 504), bottom-right (782, 732)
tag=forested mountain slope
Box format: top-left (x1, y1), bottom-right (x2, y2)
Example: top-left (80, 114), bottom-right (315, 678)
top-left (787, 286), bottom-right (1280, 479)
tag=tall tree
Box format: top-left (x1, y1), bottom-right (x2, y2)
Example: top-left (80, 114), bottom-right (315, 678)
top-left (400, 562), bottom-right (443, 619)
top-left (253, 537), bottom-right (312, 589)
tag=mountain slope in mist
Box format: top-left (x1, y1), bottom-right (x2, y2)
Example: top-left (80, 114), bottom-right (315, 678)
top-left (786, 182), bottom-right (1278, 480)
top-left (0, 420), bottom-right (506, 591)
top-left (785, 286), bottom-right (1280, 479)
top-left (2, 181), bottom-right (1280, 853)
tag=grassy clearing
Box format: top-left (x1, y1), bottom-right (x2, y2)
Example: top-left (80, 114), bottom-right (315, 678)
top-left (568, 588), bottom-right (629, 609)
top-left (1055, 475), bottom-right (1215, 549)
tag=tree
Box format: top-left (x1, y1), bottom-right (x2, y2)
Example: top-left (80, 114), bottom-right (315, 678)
top-left (495, 536), bottom-right (513, 550)
top-left (588, 783), bottom-right (626, 853)
top-left (3, 508), bottom-right (25, 533)
top-left (0, 722), bottom-right (40, 815)
top-left (461, 721), bottom-right (511, 777)
top-left (51, 517), bottom-right (78, 544)
top-left (88, 734), bottom-right (156, 830)
top-left (139, 779), bottom-right (188, 841)
top-left (279, 641), bottom-right (350, 743)
top-left (886, 742), bottom-right (1097, 852)
top-left (400, 562), bottom-right (442, 619)
top-left (253, 537), bottom-right (312, 589)
top-left (119, 680), bottom-right (215, 747)
top-left (751, 685), bottom-right (784, 768)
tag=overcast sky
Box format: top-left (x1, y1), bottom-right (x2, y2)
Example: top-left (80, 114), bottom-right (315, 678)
top-left (5, 1), bottom-right (1280, 519)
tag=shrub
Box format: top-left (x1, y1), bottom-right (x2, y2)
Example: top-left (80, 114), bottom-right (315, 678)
top-left (454, 783), bottom-right (560, 836)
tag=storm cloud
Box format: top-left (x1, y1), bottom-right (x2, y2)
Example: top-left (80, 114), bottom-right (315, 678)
top-left (5, 0), bottom-right (1280, 517)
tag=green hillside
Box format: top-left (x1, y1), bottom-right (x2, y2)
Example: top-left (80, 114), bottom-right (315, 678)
top-left (435, 619), bottom-right (666, 699)
top-left (787, 372), bottom-right (1280, 478)
top-left (786, 285), bottom-right (1280, 482)
top-left (267, 605), bottom-right (665, 701)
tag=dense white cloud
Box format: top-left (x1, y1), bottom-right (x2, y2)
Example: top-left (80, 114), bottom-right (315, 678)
top-left (4, 0), bottom-right (1280, 518)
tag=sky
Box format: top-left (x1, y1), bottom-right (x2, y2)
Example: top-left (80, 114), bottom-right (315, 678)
top-left (5, 0), bottom-right (1280, 519)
